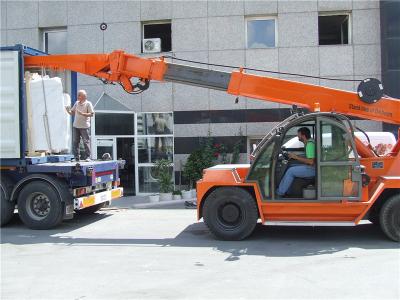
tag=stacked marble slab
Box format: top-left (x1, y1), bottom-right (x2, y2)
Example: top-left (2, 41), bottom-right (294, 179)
top-left (25, 73), bottom-right (71, 154)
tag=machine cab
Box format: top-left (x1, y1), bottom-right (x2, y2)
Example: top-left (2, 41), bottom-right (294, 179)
top-left (247, 113), bottom-right (363, 202)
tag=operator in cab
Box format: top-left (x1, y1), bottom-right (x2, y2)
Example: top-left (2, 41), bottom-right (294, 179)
top-left (276, 127), bottom-right (315, 197)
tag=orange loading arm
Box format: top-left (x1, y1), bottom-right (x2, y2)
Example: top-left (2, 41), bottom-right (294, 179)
top-left (25, 50), bottom-right (400, 126)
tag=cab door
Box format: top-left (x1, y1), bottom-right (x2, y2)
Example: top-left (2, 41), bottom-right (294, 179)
top-left (316, 117), bottom-right (362, 201)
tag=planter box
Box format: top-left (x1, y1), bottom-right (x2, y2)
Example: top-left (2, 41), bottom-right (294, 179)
top-left (182, 190), bottom-right (192, 199)
top-left (173, 194), bottom-right (182, 200)
top-left (160, 193), bottom-right (173, 201)
top-left (148, 195), bottom-right (159, 203)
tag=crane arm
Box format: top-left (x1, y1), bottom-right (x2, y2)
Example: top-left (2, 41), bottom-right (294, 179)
top-left (24, 50), bottom-right (400, 125)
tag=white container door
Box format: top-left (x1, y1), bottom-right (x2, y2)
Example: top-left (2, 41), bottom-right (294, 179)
top-left (0, 50), bottom-right (21, 158)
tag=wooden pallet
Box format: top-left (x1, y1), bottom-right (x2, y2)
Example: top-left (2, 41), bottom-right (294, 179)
top-left (26, 150), bottom-right (48, 157)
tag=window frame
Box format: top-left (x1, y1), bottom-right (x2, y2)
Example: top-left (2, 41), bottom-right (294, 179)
top-left (92, 110), bottom-right (175, 196)
top-left (247, 136), bottom-right (264, 163)
top-left (246, 136), bottom-right (277, 199)
top-left (141, 20), bottom-right (172, 53)
top-left (135, 111), bottom-right (174, 195)
top-left (245, 16), bottom-right (278, 49)
top-left (316, 116), bottom-right (361, 201)
top-left (318, 12), bottom-right (352, 46)
top-left (94, 111), bottom-right (136, 136)
top-left (41, 27), bottom-right (68, 54)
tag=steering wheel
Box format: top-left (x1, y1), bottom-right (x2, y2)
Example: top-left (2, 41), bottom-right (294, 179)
top-left (279, 148), bottom-right (290, 164)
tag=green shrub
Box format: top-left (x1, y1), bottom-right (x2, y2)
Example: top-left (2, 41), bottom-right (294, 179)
top-left (183, 136), bottom-right (215, 188)
top-left (230, 139), bottom-right (242, 164)
top-left (153, 159), bottom-right (173, 193)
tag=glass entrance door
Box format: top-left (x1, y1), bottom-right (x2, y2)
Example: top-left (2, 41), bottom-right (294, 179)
top-left (117, 138), bottom-right (135, 195)
top-left (95, 138), bottom-right (115, 160)
top-left (95, 137), bottom-right (136, 195)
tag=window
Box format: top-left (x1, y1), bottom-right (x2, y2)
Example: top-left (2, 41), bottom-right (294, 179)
top-left (319, 121), bottom-right (359, 198)
top-left (247, 139), bottom-right (276, 198)
top-left (246, 17), bottom-right (277, 48)
top-left (138, 165), bottom-right (173, 193)
top-left (137, 137), bottom-right (174, 163)
top-left (320, 122), bottom-right (354, 162)
top-left (42, 28), bottom-right (67, 54)
top-left (96, 138), bottom-right (114, 160)
top-left (93, 111), bottom-right (174, 195)
top-left (318, 14), bottom-right (350, 45)
top-left (142, 22), bottom-right (172, 53)
top-left (281, 123), bottom-right (315, 150)
top-left (136, 112), bottom-right (174, 194)
top-left (137, 113), bottom-right (173, 135)
top-left (95, 113), bottom-right (135, 135)
top-left (248, 137), bottom-right (263, 157)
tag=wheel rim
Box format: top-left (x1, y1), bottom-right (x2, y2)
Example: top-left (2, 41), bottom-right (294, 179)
top-left (216, 201), bottom-right (244, 229)
top-left (25, 192), bottom-right (51, 221)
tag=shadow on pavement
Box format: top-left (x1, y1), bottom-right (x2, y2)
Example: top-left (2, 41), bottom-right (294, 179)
top-left (2, 214), bottom-right (398, 260)
top-left (0, 211), bottom-right (113, 236)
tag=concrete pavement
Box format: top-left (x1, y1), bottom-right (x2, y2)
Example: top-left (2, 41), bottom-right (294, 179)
top-left (1, 209), bottom-right (399, 299)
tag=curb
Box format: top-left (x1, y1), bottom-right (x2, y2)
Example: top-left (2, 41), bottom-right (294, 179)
top-left (132, 198), bottom-right (196, 209)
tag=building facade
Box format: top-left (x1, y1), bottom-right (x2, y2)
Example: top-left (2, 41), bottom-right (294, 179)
top-left (1, 0), bottom-right (396, 195)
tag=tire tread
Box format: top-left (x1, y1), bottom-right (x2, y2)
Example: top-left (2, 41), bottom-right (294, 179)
top-left (17, 180), bottom-right (64, 230)
top-left (1, 176), bottom-right (15, 227)
top-left (203, 187), bottom-right (258, 241)
top-left (379, 193), bottom-right (400, 242)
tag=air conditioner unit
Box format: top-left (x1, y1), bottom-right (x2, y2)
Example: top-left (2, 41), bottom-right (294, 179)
top-left (143, 38), bottom-right (161, 53)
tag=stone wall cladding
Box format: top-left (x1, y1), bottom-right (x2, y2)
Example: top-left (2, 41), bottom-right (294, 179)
top-left (2, 0), bottom-right (383, 163)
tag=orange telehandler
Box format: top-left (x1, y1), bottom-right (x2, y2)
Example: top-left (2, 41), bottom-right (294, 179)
top-left (25, 49), bottom-right (400, 241)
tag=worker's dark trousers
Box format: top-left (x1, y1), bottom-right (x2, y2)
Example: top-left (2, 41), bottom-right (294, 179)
top-left (73, 127), bottom-right (91, 160)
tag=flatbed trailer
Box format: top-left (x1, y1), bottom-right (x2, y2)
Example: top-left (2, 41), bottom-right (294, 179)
top-left (0, 45), bottom-right (124, 229)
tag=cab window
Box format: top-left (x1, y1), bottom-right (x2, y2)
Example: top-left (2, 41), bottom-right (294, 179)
top-left (281, 123), bottom-right (315, 151)
top-left (319, 121), bottom-right (358, 197)
top-left (247, 140), bottom-right (275, 198)
top-left (320, 122), bottom-right (355, 161)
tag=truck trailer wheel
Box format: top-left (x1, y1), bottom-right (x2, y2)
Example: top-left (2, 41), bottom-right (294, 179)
top-left (379, 194), bottom-right (400, 242)
top-left (203, 187), bottom-right (258, 240)
top-left (17, 181), bottom-right (64, 230)
top-left (1, 176), bottom-right (15, 226)
top-left (76, 203), bottom-right (106, 215)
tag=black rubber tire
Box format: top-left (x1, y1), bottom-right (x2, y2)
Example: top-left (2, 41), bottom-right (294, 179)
top-left (75, 203), bottom-right (105, 215)
top-left (203, 187), bottom-right (259, 240)
top-left (379, 194), bottom-right (400, 242)
top-left (1, 176), bottom-right (15, 227)
top-left (17, 180), bottom-right (64, 230)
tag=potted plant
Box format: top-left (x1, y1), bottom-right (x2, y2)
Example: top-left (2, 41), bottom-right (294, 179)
top-left (172, 190), bottom-right (182, 200)
top-left (153, 159), bottom-right (173, 201)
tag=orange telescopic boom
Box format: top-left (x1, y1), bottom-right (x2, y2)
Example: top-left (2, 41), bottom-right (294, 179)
top-left (24, 50), bottom-right (400, 125)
